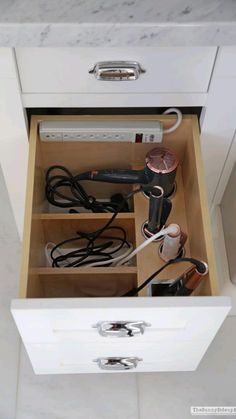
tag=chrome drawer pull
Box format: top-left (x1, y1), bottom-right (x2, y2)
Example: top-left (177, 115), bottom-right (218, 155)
top-left (93, 321), bottom-right (150, 337)
top-left (94, 357), bottom-right (142, 371)
top-left (89, 61), bottom-right (145, 81)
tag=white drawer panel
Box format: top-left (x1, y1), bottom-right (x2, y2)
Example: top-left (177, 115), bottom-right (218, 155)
top-left (15, 47), bottom-right (216, 94)
top-left (25, 338), bottom-right (211, 374)
top-left (12, 297), bottom-right (230, 347)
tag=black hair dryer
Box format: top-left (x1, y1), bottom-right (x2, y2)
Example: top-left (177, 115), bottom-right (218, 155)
top-left (76, 147), bottom-right (179, 198)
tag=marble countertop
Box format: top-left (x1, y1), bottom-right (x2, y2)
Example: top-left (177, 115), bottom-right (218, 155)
top-left (0, 0), bottom-right (236, 46)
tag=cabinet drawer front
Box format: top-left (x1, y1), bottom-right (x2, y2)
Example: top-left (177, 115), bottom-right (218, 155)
top-left (11, 297), bottom-right (230, 345)
top-left (15, 47), bottom-right (216, 94)
top-left (24, 338), bottom-right (217, 374)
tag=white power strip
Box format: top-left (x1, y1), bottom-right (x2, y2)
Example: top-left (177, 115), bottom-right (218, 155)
top-left (39, 120), bottom-right (163, 143)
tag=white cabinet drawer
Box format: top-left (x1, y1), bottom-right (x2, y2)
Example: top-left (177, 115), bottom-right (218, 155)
top-left (26, 338), bottom-right (213, 374)
top-left (11, 114), bottom-right (231, 374)
top-left (15, 47), bottom-right (217, 94)
top-left (12, 297), bottom-right (229, 345)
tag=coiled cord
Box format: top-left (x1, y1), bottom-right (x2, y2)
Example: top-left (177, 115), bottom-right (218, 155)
top-left (46, 226), bottom-right (133, 268)
top-left (45, 187), bottom-right (143, 268)
top-left (45, 165), bottom-right (129, 213)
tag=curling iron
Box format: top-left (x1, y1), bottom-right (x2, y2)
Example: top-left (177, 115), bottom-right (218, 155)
top-left (124, 256), bottom-right (208, 296)
top-left (151, 261), bottom-right (208, 297)
top-left (159, 223), bottom-right (187, 261)
top-left (175, 263), bottom-right (209, 296)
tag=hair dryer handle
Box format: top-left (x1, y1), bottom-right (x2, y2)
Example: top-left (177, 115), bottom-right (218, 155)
top-left (87, 169), bottom-right (148, 184)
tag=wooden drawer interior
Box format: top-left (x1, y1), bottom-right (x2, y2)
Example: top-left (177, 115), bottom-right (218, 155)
top-left (20, 115), bottom-right (219, 299)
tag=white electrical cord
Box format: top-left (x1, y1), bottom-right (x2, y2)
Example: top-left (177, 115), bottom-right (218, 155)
top-left (163, 108), bottom-right (182, 134)
top-left (87, 243), bottom-right (134, 267)
top-left (117, 224), bottom-right (179, 266)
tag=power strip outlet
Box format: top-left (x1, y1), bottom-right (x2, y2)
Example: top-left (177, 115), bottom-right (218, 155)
top-left (39, 120), bottom-right (163, 143)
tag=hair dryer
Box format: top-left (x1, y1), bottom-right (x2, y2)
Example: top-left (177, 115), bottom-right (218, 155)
top-left (74, 147), bottom-right (178, 198)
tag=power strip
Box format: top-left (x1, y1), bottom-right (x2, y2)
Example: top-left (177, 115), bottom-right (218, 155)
top-left (39, 120), bottom-right (163, 143)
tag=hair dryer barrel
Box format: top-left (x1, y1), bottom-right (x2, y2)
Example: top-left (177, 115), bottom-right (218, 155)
top-left (147, 186), bottom-right (164, 234)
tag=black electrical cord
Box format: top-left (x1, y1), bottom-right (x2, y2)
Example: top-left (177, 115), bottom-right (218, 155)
top-left (123, 257), bottom-right (208, 296)
top-left (47, 187), bottom-right (144, 268)
top-left (91, 187), bottom-right (142, 240)
top-left (45, 165), bottom-right (129, 213)
top-left (50, 227), bottom-right (130, 268)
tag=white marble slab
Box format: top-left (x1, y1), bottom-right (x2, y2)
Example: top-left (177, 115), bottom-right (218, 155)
top-left (1, 0), bottom-right (236, 23)
top-left (0, 0), bottom-right (236, 46)
top-left (0, 166), bottom-right (21, 419)
top-left (16, 346), bottom-right (139, 419)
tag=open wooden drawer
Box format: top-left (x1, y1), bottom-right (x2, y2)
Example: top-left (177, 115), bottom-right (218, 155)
top-left (11, 115), bottom-right (231, 374)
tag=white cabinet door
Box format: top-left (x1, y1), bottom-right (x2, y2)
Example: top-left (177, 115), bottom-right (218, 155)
top-left (200, 47), bottom-right (236, 204)
top-left (0, 48), bottom-right (28, 238)
top-left (11, 297), bottom-right (230, 374)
